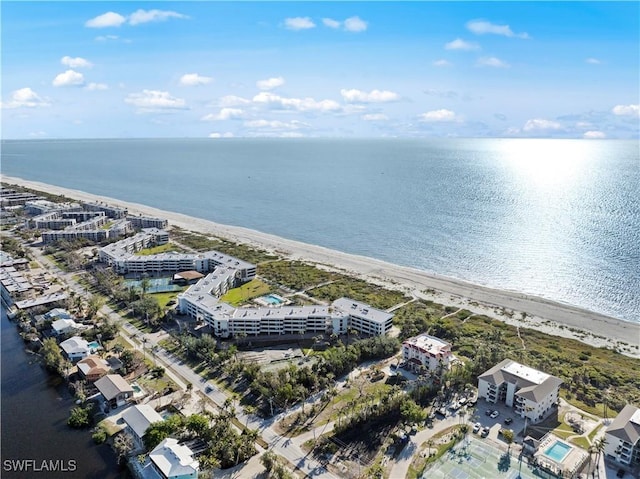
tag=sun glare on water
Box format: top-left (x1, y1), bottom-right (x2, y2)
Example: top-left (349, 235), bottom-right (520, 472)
top-left (500, 139), bottom-right (590, 188)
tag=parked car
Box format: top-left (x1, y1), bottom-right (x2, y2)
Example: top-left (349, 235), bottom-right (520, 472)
top-left (504, 417), bottom-right (513, 425)
top-left (480, 427), bottom-right (490, 437)
top-left (485, 409), bottom-right (492, 416)
top-left (490, 410), bottom-right (500, 419)
top-left (472, 422), bottom-right (482, 434)
top-left (616, 469), bottom-right (625, 478)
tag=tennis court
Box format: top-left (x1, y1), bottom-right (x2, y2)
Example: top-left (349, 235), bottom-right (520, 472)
top-left (421, 436), bottom-right (542, 479)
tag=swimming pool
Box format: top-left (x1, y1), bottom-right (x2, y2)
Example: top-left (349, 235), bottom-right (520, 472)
top-left (263, 294), bottom-right (284, 305)
top-left (544, 440), bottom-right (571, 462)
top-left (87, 341), bottom-right (100, 350)
top-left (125, 277), bottom-right (183, 293)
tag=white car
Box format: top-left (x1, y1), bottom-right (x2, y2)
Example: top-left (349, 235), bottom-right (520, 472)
top-left (490, 410), bottom-right (500, 419)
top-left (472, 422), bottom-right (481, 434)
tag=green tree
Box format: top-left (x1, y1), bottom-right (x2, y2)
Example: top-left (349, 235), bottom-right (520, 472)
top-left (42, 338), bottom-right (65, 374)
top-left (400, 397), bottom-right (426, 425)
top-left (68, 405), bottom-right (91, 428)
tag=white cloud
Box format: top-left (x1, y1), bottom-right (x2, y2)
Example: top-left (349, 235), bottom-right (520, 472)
top-left (208, 132), bottom-right (234, 138)
top-left (466, 20), bottom-right (529, 39)
top-left (419, 109), bottom-right (457, 122)
top-left (245, 119), bottom-right (309, 130)
top-left (128, 9), bottom-right (188, 25)
top-left (340, 89), bottom-right (400, 103)
top-left (583, 131), bottom-right (606, 139)
top-left (179, 73), bottom-right (213, 86)
top-left (1, 87), bottom-right (50, 109)
top-left (284, 17), bottom-right (315, 30)
top-left (362, 113), bottom-right (389, 121)
top-left (445, 38), bottom-right (480, 51)
top-left (61, 56), bottom-right (93, 69)
top-left (252, 91), bottom-right (341, 112)
top-left (216, 95), bottom-right (251, 107)
top-left (86, 9), bottom-right (186, 28)
top-left (95, 34), bottom-right (119, 41)
top-left (85, 82), bottom-right (108, 91)
top-left (523, 119), bottom-right (562, 131)
top-left (344, 16), bottom-right (368, 32)
top-left (256, 77), bottom-right (285, 91)
top-left (322, 18), bottom-right (341, 29)
top-left (52, 70), bottom-right (85, 87)
top-left (201, 108), bottom-right (245, 121)
top-left (586, 58), bottom-right (601, 65)
top-left (476, 57), bottom-right (510, 68)
top-left (612, 104), bottom-right (639, 117)
top-left (125, 89), bottom-right (187, 112)
top-left (85, 12), bottom-right (126, 28)
top-left (433, 59), bottom-right (452, 67)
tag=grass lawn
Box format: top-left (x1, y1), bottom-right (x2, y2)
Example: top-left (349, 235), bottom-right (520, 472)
top-left (570, 436), bottom-right (591, 449)
top-left (151, 290), bottom-right (183, 309)
top-left (219, 279), bottom-right (271, 306)
top-left (134, 242), bottom-right (184, 256)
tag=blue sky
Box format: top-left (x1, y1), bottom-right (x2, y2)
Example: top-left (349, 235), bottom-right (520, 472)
top-left (2, 1), bottom-right (638, 139)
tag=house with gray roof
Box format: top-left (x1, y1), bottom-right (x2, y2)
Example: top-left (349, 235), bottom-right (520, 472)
top-left (604, 403), bottom-right (640, 467)
top-left (478, 359), bottom-right (562, 423)
top-left (121, 404), bottom-right (164, 452)
top-left (59, 336), bottom-right (99, 362)
top-left (95, 374), bottom-right (134, 409)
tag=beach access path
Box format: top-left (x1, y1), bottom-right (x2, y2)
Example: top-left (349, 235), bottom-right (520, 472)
top-left (6, 176), bottom-right (639, 357)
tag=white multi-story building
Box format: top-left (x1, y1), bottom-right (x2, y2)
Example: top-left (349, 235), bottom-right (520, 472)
top-left (127, 215), bottom-right (169, 229)
top-left (331, 298), bottom-right (394, 336)
top-left (604, 404), bottom-right (640, 467)
top-left (99, 229), bottom-right (257, 281)
top-left (149, 438), bottom-right (198, 479)
top-left (177, 274), bottom-right (393, 339)
top-left (478, 359), bottom-right (563, 424)
top-left (401, 334), bottom-right (453, 372)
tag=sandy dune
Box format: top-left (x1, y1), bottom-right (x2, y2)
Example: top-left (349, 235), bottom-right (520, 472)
top-left (4, 175), bottom-right (639, 357)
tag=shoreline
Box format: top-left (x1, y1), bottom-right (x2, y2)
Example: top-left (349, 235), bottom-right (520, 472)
top-left (3, 175), bottom-right (639, 357)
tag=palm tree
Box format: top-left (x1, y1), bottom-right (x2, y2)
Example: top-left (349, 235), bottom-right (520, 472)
top-left (593, 437), bottom-right (607, 478)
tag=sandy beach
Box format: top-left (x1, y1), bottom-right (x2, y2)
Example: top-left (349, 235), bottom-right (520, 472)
top-left (4, 175), bottom-right (639, 358)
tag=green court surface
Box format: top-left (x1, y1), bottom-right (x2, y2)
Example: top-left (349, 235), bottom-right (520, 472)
top-left (421, 436), bottom-right (544, 479)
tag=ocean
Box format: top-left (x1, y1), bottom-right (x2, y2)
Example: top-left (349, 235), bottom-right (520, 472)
top-left (1, 138), bottom-right (638, 323)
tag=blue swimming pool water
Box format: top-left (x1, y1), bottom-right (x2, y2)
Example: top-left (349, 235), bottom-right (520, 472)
top-left (544, 441), bottom-right (571, 462)
top-left (264, 294), bottom-right (284, 305)
top-left (125, 277), bottom-right (183, 293)
top-left (87, 341), bottom-right (100, 350)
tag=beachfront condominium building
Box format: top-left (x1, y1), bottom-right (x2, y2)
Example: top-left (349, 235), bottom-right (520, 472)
top-left (177, 271), bottom-right (394, 338)
top-left (82, 201), bottom-right (128, 219)
top-left (401, 334), bottom-right (453, 373)
top-left (604, 403), bottom-right (640, 467)
top-left (127, 215), bottom-right (169, 229)
top-left (98, 229), bottom-right (257, 281)
top-left (478, 359), bottom-right (563, 423)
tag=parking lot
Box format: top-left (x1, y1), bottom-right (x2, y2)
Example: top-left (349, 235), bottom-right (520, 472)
top-left (467, 399), bottom-right (525, 443)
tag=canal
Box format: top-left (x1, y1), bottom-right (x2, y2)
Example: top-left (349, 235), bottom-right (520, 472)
top-left (1, 308), bottom-right (126, 479)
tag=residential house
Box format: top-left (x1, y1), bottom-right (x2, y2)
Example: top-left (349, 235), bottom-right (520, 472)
top-left (95, 374), bottom-right (134, 409)
top-left (477, 359), bottom-right (563, 424)
top-left (60, 336), bottom-right (98, 362)
top-left (149, 438), bottom-right (199, 479)
top-left (121, 404), bottom-right (164, 452)
top-left (51, 318), bottom-right (80, 337)
top-left (604, 403), bottom-right (640, 467)
top-left (76, 355), bottom-right (110, 382)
